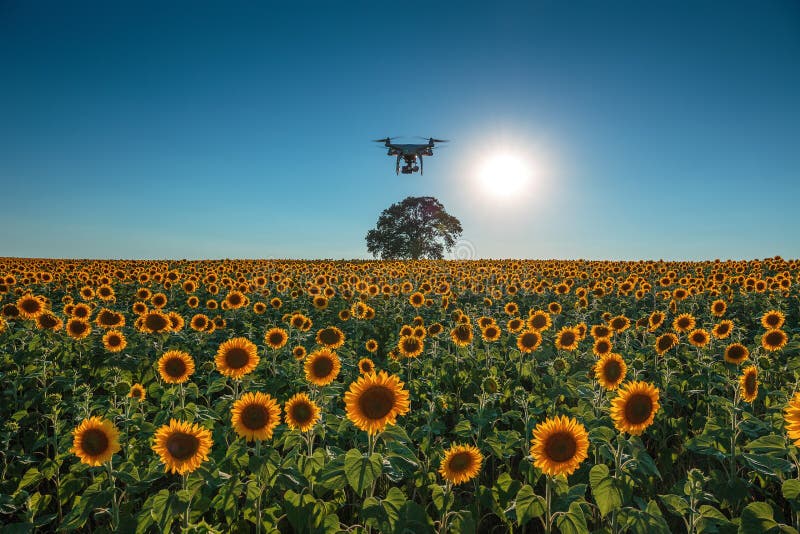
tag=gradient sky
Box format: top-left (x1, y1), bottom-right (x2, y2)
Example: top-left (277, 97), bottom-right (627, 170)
top-left (1, 1), bottom-right (798, 260)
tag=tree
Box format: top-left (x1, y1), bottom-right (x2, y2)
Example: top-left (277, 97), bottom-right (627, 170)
top-left (365, 196), bottom-right (463, 259)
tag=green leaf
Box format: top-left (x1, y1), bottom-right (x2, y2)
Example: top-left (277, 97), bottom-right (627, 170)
top-left (283, 489), bottom-right (315, 533)
top-left (515, 484), bottom-right (545, 526)
top-left (344, 449), bottom-right (382, 495)
top-left (739, 502), bottom-right (778, 534)
top-left (745, 434), bottom-right (788, 455)
top-left (784, 479), bottom-right (800, 502)
top-left (16, 467), bottom-right (42, 494)
top-left (742, 454), bottom-right (793, 478)
top-left (315, 456), bottom-right (346, 492)
top-left (590, 464), bottom-right (624, 517)
top-left (659, 494), bottom-right (690, 517)
top-left (555, 501), bottom-right (589, 534)
top-left (393, 501), bottom-right (434, 534)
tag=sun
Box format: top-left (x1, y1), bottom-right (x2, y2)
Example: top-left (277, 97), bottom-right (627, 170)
top-left (478, 152), bottom-right (532, 198)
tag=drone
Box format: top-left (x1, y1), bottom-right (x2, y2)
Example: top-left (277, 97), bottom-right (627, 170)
top-left (373, 137), bottom-right (448, 175)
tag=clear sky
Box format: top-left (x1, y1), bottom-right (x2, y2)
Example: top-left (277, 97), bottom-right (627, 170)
top-left (1, 1), bottom-right (798, 260)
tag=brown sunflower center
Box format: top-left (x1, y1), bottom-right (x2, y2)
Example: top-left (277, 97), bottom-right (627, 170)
top-left (485, 327), bottom-right (499, 338)
top-left (240, 404), bottom-right (270, 430)
top-left (765, 331), bottom-right (785, 346)
top-left (765, 315), bottom-right (780, 327)
top-left (228, 294), bottom-right (243, 306)
top-left (20, 298), bottom-right (41, 313)
top-left (224, 347), bottom-right (251, 369)
top-left (727, 345), bottom-right (746, 361)
top-left (559, 331), bottom-right (576, 347)
top-left (402, 338), bottom-right (420, 353)
top-left (744, 373), bottom-right (757, 394)
top-left (39, 314), bottom-right (59, 328)
top-left (448, 451), bottom-right (474, 472)
top-left (677, 318), bottom-right (691, 329)
top-left (268, 332), bottom-right (285, 345)
top-left (692, 332), bottom-right (706, 344)
top-left (107, 335), bottom-right (122, 347)
top-left (544, 431), bottom-right (577, 463)
top-left (312, 356), bottom-right (334, 377)
top-left (69, 321), bottom-right (88, 335)
top-left (624, 394), bottom-right (653, 425)
top-left (318, 328), bottom-right (341, 346)
top-left (131, 388), bottom-right (143, 398)
top-left (603, 360), bottom-right (622, 382)
top-left (717, 324), bottom-right (730, 334)
top-left (596, 340), bottom-right (611, 353)
top-left (530, 315), bottom-right (547, 329)
top-left (81, 428), bottom-right (110, 456)
top-left (358, 385), bottom-right (396, 420)
top-left (520, 332), bottom-right (539, 348)
top-left (657, 336), bottom-right (674, 351)
top-left (610, 318), bottom-right (626, 330)
top-left (454, 326), bottom-right (471, 341)
top-left (164, 357), bottom-right (187, 378)
top-left (166, 432), bottom-right (200, 460)
top-left (145, 313), bottom-right (169, 331)
top-left (290, 402), bottom-right (313, 423)
top-left (361, 362), bottom-right (373, 372)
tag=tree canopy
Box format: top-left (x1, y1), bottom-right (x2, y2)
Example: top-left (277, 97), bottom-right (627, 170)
top-left (365, 196), bottom-right (463, 260)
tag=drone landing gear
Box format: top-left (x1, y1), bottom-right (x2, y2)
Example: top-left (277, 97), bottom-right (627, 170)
top-left (401, 164), bottom-right (419, 174)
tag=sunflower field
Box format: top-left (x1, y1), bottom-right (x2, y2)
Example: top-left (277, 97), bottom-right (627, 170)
top-left (2, 257), bottom-right (800, 533)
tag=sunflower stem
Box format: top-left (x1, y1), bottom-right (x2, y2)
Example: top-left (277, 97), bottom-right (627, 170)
top-left (183, 472), bottom-right (190, 528)
top-left (545, 475), bottom-right (553, 534)
top-left (106, 460), bottom-right (119, 530)
top-left (255, 440), bottom-right (262, 534)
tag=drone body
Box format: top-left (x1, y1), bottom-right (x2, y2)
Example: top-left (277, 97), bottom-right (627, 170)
top-left (373, 137), bottom-right (448, 175)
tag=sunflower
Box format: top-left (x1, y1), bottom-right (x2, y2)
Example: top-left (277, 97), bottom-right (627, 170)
top-left (398, 335), bottom-right (424, 358)
top-left (710, 299), bottom-right (727, 317)
top-left (672, 313), bottom-right (696, 333)
top-left (358, 357), bottom-right (376, 374)
top-left (591, 324), bottom-right (612, 339)
top-left (72, 416), bottom-right (121, 466)
top-left (408, 292), bottom-right (425, 307)
top-left (548, 302), bottom-right (562, 315)
top-left (225, 290), bottom-right (247, 310)
top-left (102, 330), bottom-right (127, 352)
top-left (16, 294), bottom-right (45, 320)
top-left (761, 310), bottom-right (785, 330)
top-left (264, 327), bottom-right (289, 350)
top-left (592, 337), bottom-right (613, 357)
top-left (439, 444), bottom-right (483, 485)
top-left (739, 366), bottom-right (758, 403)
top-left (529, 415), bottom-right (589, 477)
top-left (167, 312), bottom-right (184, 332)
top-left (784, 392), bottom-right (800, 447)
top-left (316, 326), bottom-right (345, 349)
top-left (762, 329), bottom-right (788, 352)
top-left (712, 320), bottom-right (734, 339)
top-left (158, 350), bottom-right (195, 384)
top-left (36, 312), bottom-right (63, 331)
top-left (284, 392), bottom-right (321, 432)
top-left (66, 318), bottom-right (92, 340)
top-left (344, 371), bottom-right (410, 434)
top-left (304, 348), bottom-right (341, 386)
top-left (555, 326), bottom-right (580, 351)
top-left (516, 330), bottom-right (542, 353)
top-left (688, 329), bottom-right (710, 348)
top-left (365, 339), bottom-right (379, 353)
top-left (292, 346), bottom-right (307, 361)
top-left (190, 313), bottom-right (210, 332)
top-left (95, 308), bottom-right (124, 328)
top-left (138, 310), bottom-right (171, 334)
top-left (152, 419), bottom-right (213, 475)
top-left (527, 311), bottom-right (552, 332)
top-left (507, 318), bottom-right (524, 333)
top-left (215, 337), bottom-right (259, 379)
top-left (450, 324), bottom-right (473, 347)
top-left (128, 383), bottom-right (146, 400)
top-left (610, 381), bottom-right (660, 435)
top-left (151, 293), bottom-right (168, 308)
top-left (231, 392), bottom-right (282, 442)
top-left (655, 333), bottom-right (678, 355)
top-left (481, 324), bottom-right (501, 342)
top-left (595, 353), bottom-right (627, 390)
top-left (723, 343), bottom-right (749, 365)
top-left (648, 311), bottom-right (665, 332)
top-left (608, 315), bottom-right (631, 333)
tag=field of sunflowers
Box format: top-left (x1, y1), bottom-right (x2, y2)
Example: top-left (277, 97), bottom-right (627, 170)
top-left (1, 257), bottom-right (800, 533)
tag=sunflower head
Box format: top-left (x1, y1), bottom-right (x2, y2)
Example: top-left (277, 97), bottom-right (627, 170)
top-left (688, 329), bottom-right (710, 348)
top-left (152, 419), bottom-right (213, 475)
top-left (358, 357), bottom-right (375, 374)
top-left (16, 294), bottom-right (45, 320)
top-left (610, 381), bottom-right (660, 435)
top-left (102, 330), bottom-right (127, 353)
top-left (739, 366), bottom-right (758, 403)
top-left (215, 337), bottom-right (260, 379)
top-left (761, 310), bottom-right (785, 330)
top-left (344, 371), bottom-right (410, 435)
top-left (231, 392), bottom-right (282, 442)
top-left (398, 335), bottom-right (424, 358)
top-left (595, 353), bottom-right (627, 390)
top-left (304, 348), bottom-right (341, 386)
top-left (264, 327), bottom-right (289, 350)
top-left (784, 392), bottom-right (800, 446)
top-left (439, 444), bottom-right (483, 485)
top-left (284, 392), bottom-right (321, 432)
top-left (316, 326), bottom-right (345, 349)
top-left (530, 415), bottom-right (589, 477)
top-left (66, 318), bottom-right (92, 340)
top-left (158, 350), bottom-right (195, 384)
top-left (72, 416), bottom-right (121, 466)
top-left (516, 330), bottom-right (542, 353)
top-left (762, 329), bottom-right (788, 352)
top-left (555, 326), bottom-right (580, 352)
top-left (655, 333), bottom-right (678, 356)
top-left (128, 383), bottom-right (146, 400)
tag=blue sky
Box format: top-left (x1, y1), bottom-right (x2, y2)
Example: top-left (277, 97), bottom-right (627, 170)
top-left (1, 1), bottom-right (798, 260)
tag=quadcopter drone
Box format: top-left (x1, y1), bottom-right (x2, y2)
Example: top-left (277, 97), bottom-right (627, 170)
top-left (373, 137), bottom-right (448, 175)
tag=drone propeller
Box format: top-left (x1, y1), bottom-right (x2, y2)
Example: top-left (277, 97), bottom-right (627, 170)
top-left (372, 136), bottom-right (400, 143)
top-left (414, 136), bottom-right (449, 143)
